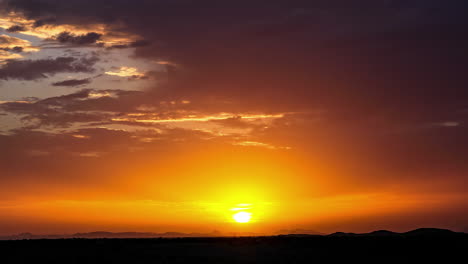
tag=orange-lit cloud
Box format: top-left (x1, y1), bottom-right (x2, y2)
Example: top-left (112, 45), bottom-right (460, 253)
top-left (0, 49), bottom-right (21, 62)
top-left (0, 34), bottom-right (39, 63)
top-left (111, 113), bottom-right (284, 124)
top-left (71, 134), bottom-right (91, 139)
top-left (0, 12), bottom-right (139, 47)
top-left (0, 34), bottom-right (39, 51)
top-left (233, 141), bottom-right (289, 150)
top-left (87, 91), bottom-right (117, 99)
top-left (105, 66), bottom-right (145, 78)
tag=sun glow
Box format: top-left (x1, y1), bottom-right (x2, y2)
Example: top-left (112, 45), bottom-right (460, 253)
top-left (233, 211), bottom-right (252, 223)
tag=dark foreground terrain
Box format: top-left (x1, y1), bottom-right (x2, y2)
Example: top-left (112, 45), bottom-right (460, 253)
top-left (1, 229), bottom-right (467, 263)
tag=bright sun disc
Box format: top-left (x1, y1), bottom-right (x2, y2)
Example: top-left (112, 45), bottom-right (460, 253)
top-left (233, 211), bottom-right (252, 223)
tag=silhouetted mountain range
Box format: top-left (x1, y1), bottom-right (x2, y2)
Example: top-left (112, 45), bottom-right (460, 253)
top-left (0, 231), bottom-right (224, 240)
top-left (1, 228), bottom-right (465, 240)
top-left (328, 228), bottom-right (466, 237)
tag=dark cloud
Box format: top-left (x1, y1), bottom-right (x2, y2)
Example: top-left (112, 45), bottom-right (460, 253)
top-left (0, 46), bottom-right (24, 53)
top-left (10, 46), bottom-right (24, 53)
top-left (6, 25), bottom-right (27, 32)
top-left (54, 31), bottom-right (102, 45)
top-left (52, 78), bottom-right (91, 87)
top-left (1, 89), bottom-right (92, 115)
top-left (0, 89), bottom-right (145, 127)
top-left (0, 56), bottom-right (98, 80)
top-left (32, 17), bottom-right (56, 27)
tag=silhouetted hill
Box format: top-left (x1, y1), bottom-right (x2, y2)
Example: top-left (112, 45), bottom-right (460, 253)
top-left (404, 228), bottom-right (464, 237)
top-left (328, 232), bottom-right (358, 237)
top-left (367, 230), bottom-right (399, 236)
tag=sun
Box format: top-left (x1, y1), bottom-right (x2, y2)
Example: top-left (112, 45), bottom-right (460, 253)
top-left (233, 211), bottom-right (252, 223)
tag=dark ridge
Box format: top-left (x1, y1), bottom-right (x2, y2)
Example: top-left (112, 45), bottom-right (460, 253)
top-left (327, 232), bottom-right (357, 237)
top-left (278, 234), bottom-right (323, 238)
top-left (327, 228), bottom-right (467, 238)
top-left (404, 228), bottom-right (463, 237)
top-left (367, 230), bottom-right (399, 236)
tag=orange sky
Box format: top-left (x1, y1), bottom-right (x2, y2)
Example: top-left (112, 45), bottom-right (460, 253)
top-left (1, 140), bottom-right (467, 235)
top-left (1, 2), bottom-right (468, 235)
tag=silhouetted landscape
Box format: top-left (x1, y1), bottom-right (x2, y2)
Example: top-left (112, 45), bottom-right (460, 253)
top-left (1, 228), bottom-right (467, 263)
top-left (0, 229), bottom-right (323, 240)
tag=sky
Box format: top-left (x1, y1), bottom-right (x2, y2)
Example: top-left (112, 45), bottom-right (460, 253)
top-left (0, 0), bottom-right (468, 235)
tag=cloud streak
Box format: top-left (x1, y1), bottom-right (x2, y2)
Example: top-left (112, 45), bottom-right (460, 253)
top-left (0, 56), bottom-right (98, 80)
top-left (52, 78), bottom-right (91, 87)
